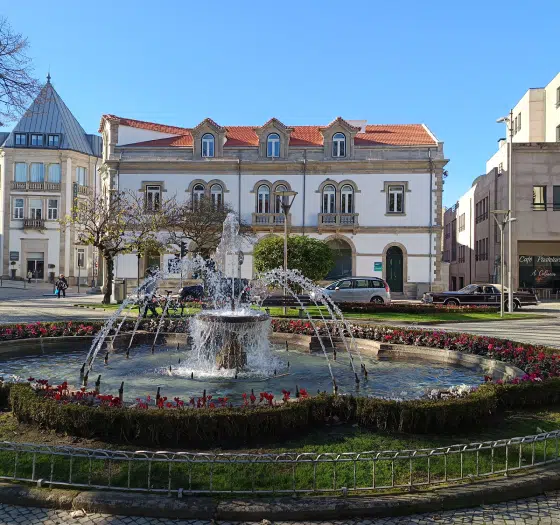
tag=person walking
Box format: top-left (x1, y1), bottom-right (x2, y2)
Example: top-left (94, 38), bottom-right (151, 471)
top-left (55, 274), bottom-right (68, 298)
top-left (26, 270), bottom-right (32, 284)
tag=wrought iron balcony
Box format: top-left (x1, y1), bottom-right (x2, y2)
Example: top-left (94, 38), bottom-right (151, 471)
top-left (11, 181), bottom-right (61, 191)
top-left (23, 218), bottom-right (45, 229)
top-left (318, 213), bottom-right (359, 229)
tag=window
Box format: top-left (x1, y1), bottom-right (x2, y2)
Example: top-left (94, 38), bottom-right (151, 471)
top-left (533, 185), bottom-right (547, 211)
top-left (445, 223), bottom-right (450, 239)
top-left (47, 134), bottom-right (60, 147)
top-left (274, 184), bottom-right (287, 213)
top-left (556, 125), bottom-right (560, 142)
top-left (15, 133), bottom-right (26, 146)
top-left (387, 185), bottom-right (404, 213)
top-left (76, 167), bottom-right (87, 186)
top-left (145, 185), bottom-right (161, 211)
top-left (557, 86), bottom-right (560, 107)
top-left (451, 219), bottom-right (457, 261)
top-left (553, 186), bottom-right (560, 211)
top-left (458, 213), bottom-right (465, 232)
top-left (458, 245), bottom-right (466, 263)
top-left (340, 185), bottom-right (354, 214)
top-left (267, 133), bottom-right (280, 158)
top-left (210, 184), bottom-right (223, 208)
top-left (30, 134), bottom-right (43, 146)
top-left (332, 133), bottom-right (346, 158)
top-left (13, 198), bottom-right (24, 219)
top-left (354, 279), bottom-right (370, 289)
top-left (29, 199), bottom-right (43, 220)
top-left (257, 185), bottom-right (270, 213)
top-left (476, 238), bottom-right (488, 261)
top-left (47, 199), bottom-right (59, 220)
top-left (337, 279), bottom-right (353, 289)
top-left (518, 112), bottom-right (521, 132)
top-left (77, 248), bottom-right (85, 268)
top-left (498, 162), bottom-right (503, 175)
top-left (475, 197), bottom-right (489, 223)
top-left (30, 163), bottom-right (44, 183)
top-left (322, 184), bottom-right (336, 214)
top-left (201, 134), bottom-right (215, 157)
top-left (192, 183), bottom-right (205, 207)
top-left (513, 116), bottom-right (518, 134)
top-left (48, 164), bottom-right (61, 183)
top-left (14, 163), bottom-right (27, 182)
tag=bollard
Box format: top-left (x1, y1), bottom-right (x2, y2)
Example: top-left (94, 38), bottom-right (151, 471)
top-left (119, 382), bottom-right (124, 402)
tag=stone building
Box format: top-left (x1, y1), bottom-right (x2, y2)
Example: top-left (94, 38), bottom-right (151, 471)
top-left (99, 115), bottom-right (448, 297)
top-left (444, 72), bottom-right (560, 295)
top-left (0, 77), bottom-right (102, 283)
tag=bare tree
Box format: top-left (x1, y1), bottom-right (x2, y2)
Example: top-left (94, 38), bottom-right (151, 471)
top-left (0, 17), bottom-right (41, 126)
top-left (60, 191), bottom-right (170, 304)
top-left (166, 197), bottom-right (253, 258)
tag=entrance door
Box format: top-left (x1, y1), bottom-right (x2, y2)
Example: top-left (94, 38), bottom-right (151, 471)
top-left (386, 246), bottom-right (403, 293)
top-left (27, 260), bottom-right (44, 279)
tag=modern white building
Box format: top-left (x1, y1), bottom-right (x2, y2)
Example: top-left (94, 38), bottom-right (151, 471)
top-left (99, 115), bottom-right (448, 297)
top-left (0, 77), bottom-right (102, 283)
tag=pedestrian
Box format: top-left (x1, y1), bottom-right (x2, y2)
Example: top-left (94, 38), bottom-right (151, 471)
top-left (55, 274), bottom-right (68, 298)
top-left (26, 270), bottom-right (32, 284)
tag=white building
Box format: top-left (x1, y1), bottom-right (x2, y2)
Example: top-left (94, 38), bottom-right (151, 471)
top-left (99, 115), bottom-right (448, 297)
top-left (0, 77), bottom-right (102, 283)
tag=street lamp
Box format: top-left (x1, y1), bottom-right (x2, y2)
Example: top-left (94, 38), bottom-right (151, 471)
top-left (491, 210), bottom-right (511, 318)
top-left (496, 112), bottom-right (515, 313)
top-left (274, 189), bottom-right (298, 314)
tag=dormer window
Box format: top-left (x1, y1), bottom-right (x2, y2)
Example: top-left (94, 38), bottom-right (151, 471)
top-left (30, 134), bottom-right (44, 147)
top-left (267, 133), bottom-right (280, 158)
top-left (332, 133), bottom-right (346, 158)
top-left (15, 134), bottom-right (26, 146)
top-left (48, 134), bottom-right (60, 148)
top-left (201, 134), bottom-right (215, 158)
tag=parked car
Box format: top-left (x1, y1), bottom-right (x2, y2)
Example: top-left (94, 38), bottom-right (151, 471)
top-left (311, 277), bottom-right (391, 304)
top-left (422, 284), bottom-right (539, 310)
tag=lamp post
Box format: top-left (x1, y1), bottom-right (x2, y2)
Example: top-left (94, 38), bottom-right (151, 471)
top-left (274, 190), bottom-right (298, 315)
top-left (496, 111), bottom-right (515, 313)
top-left (491, 210), bottom-right (510, 318)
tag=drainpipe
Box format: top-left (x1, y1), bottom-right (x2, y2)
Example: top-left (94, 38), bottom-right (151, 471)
top-left (428, 149), bottom-right (434, 292)
top-left (302, 150), bottom-right (307, 236)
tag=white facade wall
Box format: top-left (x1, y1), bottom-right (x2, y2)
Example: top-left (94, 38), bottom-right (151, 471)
top-left (117, 126), bottom-right (177, 146)
top-left (544, 72), bottom-right (560, 142)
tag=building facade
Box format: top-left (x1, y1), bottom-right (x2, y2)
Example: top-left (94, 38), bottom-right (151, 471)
top-left (0, 78), bottom-right (102, 283)
top-left (99, 115), bottom-right (448, 297)
top-left (444, 72), bottom-right (560, 294)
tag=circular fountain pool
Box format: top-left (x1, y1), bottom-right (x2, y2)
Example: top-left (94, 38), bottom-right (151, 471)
top-left (0, 341), bottom-right (484, 402)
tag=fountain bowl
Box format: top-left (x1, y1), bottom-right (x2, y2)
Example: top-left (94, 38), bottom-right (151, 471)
top-left (196, 310), bottom-right (270, 324)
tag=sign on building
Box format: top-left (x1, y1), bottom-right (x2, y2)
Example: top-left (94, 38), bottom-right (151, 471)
top-left (9, 251), bottom-right (19, 262)
top-left (373, 262), bottom-right (382, 272)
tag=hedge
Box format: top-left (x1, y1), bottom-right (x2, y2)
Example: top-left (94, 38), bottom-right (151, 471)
top-left (8, 379), bottom-right (560, 448)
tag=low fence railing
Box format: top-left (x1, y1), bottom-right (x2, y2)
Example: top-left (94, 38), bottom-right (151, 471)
top-left (0, 430), bottom-right (559, 495)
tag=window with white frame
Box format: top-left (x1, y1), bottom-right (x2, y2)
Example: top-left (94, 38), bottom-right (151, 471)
top-left (322, 184), bottom-right (336, 213)
top-left (13, 198), bottom-right (24, 219)
top-left (145, 185), bottom-right (161, 211)
top-left (192, 183), bottom-right (205, 207)
top-left (332, 133), bottom-right (346, 158)
top-left (76, 167), bottom-right (87, 186)
top-left (77, 248), bottom-right (85, 268)
top-left (48, 164), bottom-right (61, 183)
top-left (30, 163), bottom-right (44, 183)
top-left (47, 199), bottom-right (59, 220)
top-left (267, 133), bottom-right (280, 158)
top-left (201, 134), bottom-right (215, 157)
top-left (274, 184), bottom-right (288, 213)
top-left (257, 185), bottom-right (270, 213)
top-left (15, 133), bottom-right (26, 146)
top-left (30, 134), bottom-right (43, 146)
top-left (340, 185), bottom-right (354, 213)
top-left (387, 185), bottom-right (404, 214)
top-left (14, 163), bottom-right (27, 182)
top-left (29, 199), bottom-right (43, 220)
top-left (210, 184), bottom-right (223, 208)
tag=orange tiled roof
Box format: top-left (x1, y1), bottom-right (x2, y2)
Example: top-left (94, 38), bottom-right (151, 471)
top-left (100, 115), bottom-right (437, 147)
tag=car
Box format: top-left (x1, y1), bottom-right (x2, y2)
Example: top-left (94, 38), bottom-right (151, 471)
top-left (422, 283), bottom-right (539, 310)
top-left (311, 277), bottom-right (391, 304)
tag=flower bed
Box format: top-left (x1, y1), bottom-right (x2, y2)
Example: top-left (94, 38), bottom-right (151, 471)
top-left (336, 303), bottom-right (497, 314)
top-left (0, 321), bottom-right (101, 342)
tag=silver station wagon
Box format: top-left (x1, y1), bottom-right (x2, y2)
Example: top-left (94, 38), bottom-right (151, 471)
top-left (312, 277), bottom-right (392, 304)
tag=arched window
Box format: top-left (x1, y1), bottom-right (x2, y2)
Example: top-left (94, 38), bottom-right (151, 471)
top-left (274, 184), bottom-right (288, 213)
top-left (322, 184), bottom-right (336, 214)
top-left (332, 132), bottom-right (346, 158)
top-left (201, 134), bottom-right (215, 157)
top-left (257, 185), bottom-right (270, 214)
top-left (210, 183), bottom-right (223, 208)
top-left (267, 133), bottom-right (280, 158)
top-left (192, 183), bottom-right (205, 208)
top-left (340, 185), bottom-right (354, 213)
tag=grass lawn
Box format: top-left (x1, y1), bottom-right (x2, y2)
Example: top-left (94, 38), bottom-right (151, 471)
top-left (0, 408), bottom-right (558, 493)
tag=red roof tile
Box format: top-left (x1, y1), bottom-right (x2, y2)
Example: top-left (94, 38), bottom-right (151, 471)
top-left (290, 126), bottom-right (324, 146)
top-left (355, 125), bottom-right (435, 146)
top-left (224, 126), bottom-right (259, 147)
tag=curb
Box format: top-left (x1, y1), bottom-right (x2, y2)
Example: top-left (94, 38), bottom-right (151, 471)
top-left (0, 464), bottom-right (559, 520)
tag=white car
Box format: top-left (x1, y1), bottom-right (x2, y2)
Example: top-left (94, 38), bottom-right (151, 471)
top-left (311, 277), bottom-right (391, 304)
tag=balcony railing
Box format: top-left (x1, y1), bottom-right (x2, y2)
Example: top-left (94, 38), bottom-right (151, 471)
top-left (23, 218), bottom-right (45, 229)
top-left (532, 202), bottom-right (560, 211)
top-left (77, 184), bottom-right (91, 196)
top-left (319, 213), bottom-right (359, 227)
top-left (11, 181), bottom-right (61, 191)
top-left (252, 213), bottom-right (288, 227)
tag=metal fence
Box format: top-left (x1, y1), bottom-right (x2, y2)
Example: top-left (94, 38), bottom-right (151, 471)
top-left (0, 431), bottom-right (559, 495)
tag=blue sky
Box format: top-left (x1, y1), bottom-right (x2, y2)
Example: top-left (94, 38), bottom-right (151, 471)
top-left (2, 0), bottom-right (559, 206)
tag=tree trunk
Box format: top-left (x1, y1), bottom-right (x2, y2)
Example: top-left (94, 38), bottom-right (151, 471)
top-left (103, 254), bottom-right (114, 305)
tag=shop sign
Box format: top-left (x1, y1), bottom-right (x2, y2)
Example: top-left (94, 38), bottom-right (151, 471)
top-left (519, 255), bottom-right (560, 264)
top-left (373, 262), bottom-right (382, 272)
top-left (9, 251), bottom-right (19, 262)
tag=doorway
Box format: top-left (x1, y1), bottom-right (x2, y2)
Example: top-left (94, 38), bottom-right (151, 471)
top-left (386, 246), bottom-right (403, 293)
top-left (326, 238), bottom-right (352, 279)
top-left (26, 252), bottom-right (45, 280)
